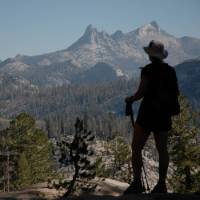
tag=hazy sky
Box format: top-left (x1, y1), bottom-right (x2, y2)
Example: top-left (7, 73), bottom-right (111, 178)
top-left (0, 0), bottom-right (200, 60)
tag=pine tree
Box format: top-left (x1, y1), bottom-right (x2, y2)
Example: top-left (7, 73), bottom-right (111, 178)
top-left (169, 96), bottom-right (200, 193)
top-left (0, 113), bottom-right (54, 190)
top-left (60, 119), bottom-right (65, 135)
top-left (45, 118), bottom-right (52, 138)
top-left (109, 136), bottom-right (132, 182)
top-left (57, 117), bottom-right (96, 197)
top-left (94, 156), bottom-right (107, 177)
top-left (17, 152), bottom-right (31, 187)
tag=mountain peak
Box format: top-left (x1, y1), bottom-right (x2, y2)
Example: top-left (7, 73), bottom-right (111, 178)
top-left (136, 21), bottom-right (160, 36)
top-left (82, 24), bottom-right (99, 43)
top-left (67, 25), bottom-right (102, 50)
top-left (80, 24), bottom-right (112, 45)
top-left (84, 24), bottom-right (98, 35)
top-left (112, 30), bottom-right (124, 40)
top-left (143, 21), bottom-right (160, 31)
top-left (149, 21), bottom-right (159, 29)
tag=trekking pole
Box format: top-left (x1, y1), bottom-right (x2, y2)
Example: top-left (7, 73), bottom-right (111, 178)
top-left (142, 159), bottom-right (150, 192)
top-left (125, 102), bottom-right (150, 192)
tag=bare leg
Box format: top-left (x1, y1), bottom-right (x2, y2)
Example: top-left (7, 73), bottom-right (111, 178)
top-left (132, 123), bottom-right (149, 181)
top-left (153, 131), bottom-right (169, 183)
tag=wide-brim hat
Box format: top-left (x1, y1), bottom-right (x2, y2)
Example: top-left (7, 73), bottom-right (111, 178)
top-left (143, 40), bottom-right (168, 60)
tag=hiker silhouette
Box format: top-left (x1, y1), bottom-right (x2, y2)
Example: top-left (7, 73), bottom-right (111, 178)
top-left (124, 40), bottom-right (180, 194)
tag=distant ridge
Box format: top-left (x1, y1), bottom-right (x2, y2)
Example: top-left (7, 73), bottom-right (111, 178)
top-left (176, 58), bottom-right (200, 108)
top-left (0, 21), bottom-right (200, 86)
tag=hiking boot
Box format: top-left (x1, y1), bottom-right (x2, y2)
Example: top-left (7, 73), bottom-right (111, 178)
top-left (151, 181), bottom-right (167, 193)
top-left (123, 180), bottom-right (145, 194)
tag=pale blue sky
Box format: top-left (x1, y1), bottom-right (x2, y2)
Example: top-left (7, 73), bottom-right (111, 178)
top-left (0, 0), bottom-right (200, 60)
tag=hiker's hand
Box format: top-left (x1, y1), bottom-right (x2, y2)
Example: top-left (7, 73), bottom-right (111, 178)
top-left (125, 96), bottom-right (134, 104)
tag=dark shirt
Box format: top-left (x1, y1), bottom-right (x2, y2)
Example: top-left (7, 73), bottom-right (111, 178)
top-left (141, 62), bottom-right (178, 102)
top-left (136, 61), bottom-right (179, 133)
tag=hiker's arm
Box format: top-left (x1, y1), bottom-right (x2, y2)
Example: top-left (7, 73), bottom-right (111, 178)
top-left (125, 75), bottom-right (148, 103)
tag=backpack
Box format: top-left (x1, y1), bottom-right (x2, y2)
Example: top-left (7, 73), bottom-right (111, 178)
top-left (151, 64), bottom-right (180, 116)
